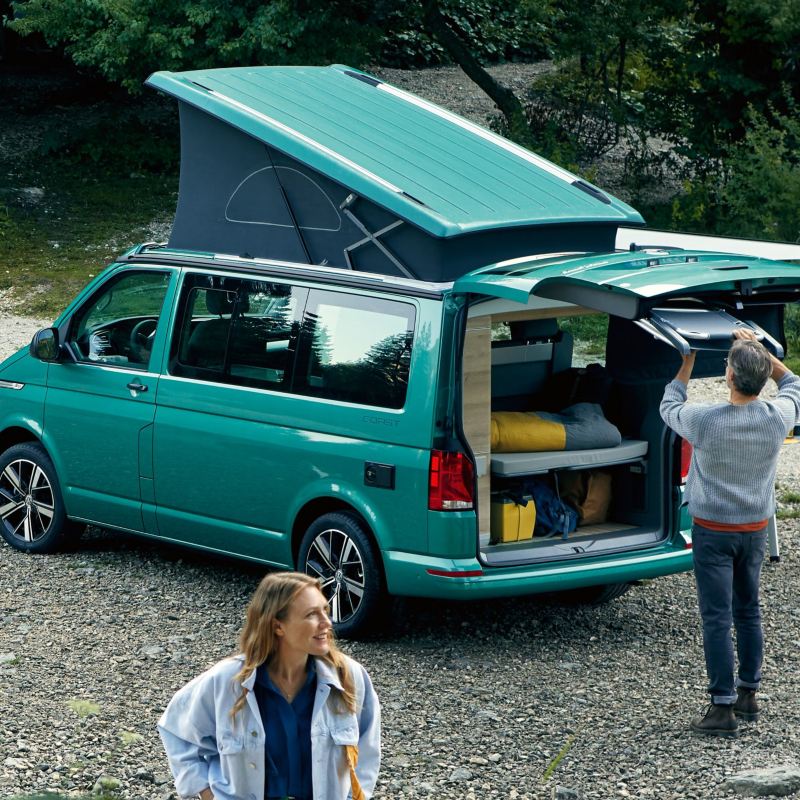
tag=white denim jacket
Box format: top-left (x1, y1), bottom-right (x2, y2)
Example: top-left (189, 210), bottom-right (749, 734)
top-left (158, 654), bottom-right (381, 800)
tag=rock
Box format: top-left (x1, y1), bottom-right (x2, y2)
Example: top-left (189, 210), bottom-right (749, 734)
top-left (139, 644), bottom-right (165, 657)
top-left (553, 787), bottom-right (584, 800)
top-left (133, 769), bottom-right (155, 782)
top-left (18, 187), bottom-right (44, 205)
top-left (0, 653), bottom-right (16, 665)
top-left (724, 765), bottom-right (800, 797)
top-left (449, 767), bottom-right (473, 781)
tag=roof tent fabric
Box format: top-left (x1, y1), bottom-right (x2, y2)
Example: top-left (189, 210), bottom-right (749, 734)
top-left (148, 65), bottom-right (645, 282)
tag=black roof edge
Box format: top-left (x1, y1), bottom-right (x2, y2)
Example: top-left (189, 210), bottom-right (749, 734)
top-left (343, 70), bottom-right (382, 87)
top-left (117, 252), bottom-right (447, 300)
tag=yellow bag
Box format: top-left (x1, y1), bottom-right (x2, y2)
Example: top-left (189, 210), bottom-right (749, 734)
top-left (490, 411), bottom-right (566, 453)
top-left (490, 494), bottom-right (536, 543)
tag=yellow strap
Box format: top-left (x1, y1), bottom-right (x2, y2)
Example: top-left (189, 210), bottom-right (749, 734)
top-left (344, 744), bottom-right (365, 800)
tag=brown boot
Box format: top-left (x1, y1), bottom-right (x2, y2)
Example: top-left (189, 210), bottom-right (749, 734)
top-left (733, 687), bottom-right (760, 721)
top-left (690, 703), bottom-right (739, 738)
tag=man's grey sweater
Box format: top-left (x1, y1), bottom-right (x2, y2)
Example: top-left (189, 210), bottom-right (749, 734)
top-left (660, 373), bottom-right (800, 524)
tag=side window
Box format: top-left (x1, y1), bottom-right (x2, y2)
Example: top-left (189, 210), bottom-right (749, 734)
top-left (170, 274), bottom-right (305, 390)
top-left (68, 270), bottom-right (171, 369)
top-left (295, 290), bottom-right (415, 409)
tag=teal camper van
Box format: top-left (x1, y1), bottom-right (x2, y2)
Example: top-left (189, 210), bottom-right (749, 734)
top-left (3, 65), bottom-right (800, 636)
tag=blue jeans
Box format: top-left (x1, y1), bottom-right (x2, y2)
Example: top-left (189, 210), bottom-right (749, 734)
top-left (692, 524), bottom-right (767, 705)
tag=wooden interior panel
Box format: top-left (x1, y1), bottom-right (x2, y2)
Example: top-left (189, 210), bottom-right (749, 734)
top-left (462, 319), bottom-right (491, 533)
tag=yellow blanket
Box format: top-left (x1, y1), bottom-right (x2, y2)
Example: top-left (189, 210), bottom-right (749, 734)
top-left (490, 411), bottom-right (566, 452)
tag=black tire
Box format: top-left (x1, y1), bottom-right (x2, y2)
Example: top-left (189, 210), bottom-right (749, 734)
top-left (298, 511), bottom-right (385, 639)
top-left (0, 442), bottom-right (78, 553)
top-left (557, 582), bottom-right (631, 606)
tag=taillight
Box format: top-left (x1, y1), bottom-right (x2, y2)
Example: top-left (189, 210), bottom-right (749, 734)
top-left (679, 437), bottom-right (692, 484)
top-left (428, 450), bottom-right (474, 511)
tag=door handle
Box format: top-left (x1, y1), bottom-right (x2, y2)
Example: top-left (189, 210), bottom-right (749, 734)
top-left (126, 380), bottom-right (148, 393)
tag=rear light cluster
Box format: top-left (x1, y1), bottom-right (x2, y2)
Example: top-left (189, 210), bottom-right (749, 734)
top-left (428, 449), bottom-right (474, 511)
top-left (679, 437), bottom-right (692, 484)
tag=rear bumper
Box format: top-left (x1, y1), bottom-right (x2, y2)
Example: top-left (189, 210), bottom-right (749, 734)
top-left (383, 540), bottom-right (694, 600)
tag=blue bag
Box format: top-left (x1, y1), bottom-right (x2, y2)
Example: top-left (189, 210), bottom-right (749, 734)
top-left (523, 479), bottom-right (579, 539)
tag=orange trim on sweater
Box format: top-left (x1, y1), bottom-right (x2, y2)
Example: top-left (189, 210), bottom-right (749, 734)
top-left (693, 517), bottom-right (768, 532)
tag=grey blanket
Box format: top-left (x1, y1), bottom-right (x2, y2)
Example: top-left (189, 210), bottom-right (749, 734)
top-left (538, 402), bottom-right (622, 450)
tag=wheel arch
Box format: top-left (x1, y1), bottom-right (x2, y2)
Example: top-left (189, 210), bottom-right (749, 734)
top-left (291, 498), bottom-right (382, 574)
top-left (0, 425), bottom-right (41, 454)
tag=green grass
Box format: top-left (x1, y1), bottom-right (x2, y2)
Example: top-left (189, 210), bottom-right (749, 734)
top-left (66, 698), bottom-right (101, 718)
top-left (0, 162), bottom-right (176, 318)
top-left (777, 485), bottom-right (800, 520)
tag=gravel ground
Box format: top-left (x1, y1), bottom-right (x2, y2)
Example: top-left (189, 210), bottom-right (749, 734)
top-left (2, 313), bottom-right (800, 800)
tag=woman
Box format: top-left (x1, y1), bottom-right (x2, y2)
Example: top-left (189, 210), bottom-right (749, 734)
top-left (158, 572), bottom-right (381, 800)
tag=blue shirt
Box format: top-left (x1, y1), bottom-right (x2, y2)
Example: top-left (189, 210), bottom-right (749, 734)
top-left (254, 660), bottom-right (317, 800)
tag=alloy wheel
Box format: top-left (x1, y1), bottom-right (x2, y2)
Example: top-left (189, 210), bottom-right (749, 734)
top-left (304, 527), bottom-right (366, 624)
top-left (0, 458), bottom-right (56, 543)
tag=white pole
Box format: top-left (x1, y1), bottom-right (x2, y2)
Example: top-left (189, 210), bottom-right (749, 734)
top-left (767, 515), bottom-right (780, 563)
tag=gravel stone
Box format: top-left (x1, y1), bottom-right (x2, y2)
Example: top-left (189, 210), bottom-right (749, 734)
top-left (724, 765), bottom-right (800, 797)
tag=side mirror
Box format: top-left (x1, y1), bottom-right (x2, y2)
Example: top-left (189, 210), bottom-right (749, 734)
top-left (29, 328), bottom-right (61, 362)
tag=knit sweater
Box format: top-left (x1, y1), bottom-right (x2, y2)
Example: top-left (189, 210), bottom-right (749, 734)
top-left (660, 373), bottom-right (800, 524)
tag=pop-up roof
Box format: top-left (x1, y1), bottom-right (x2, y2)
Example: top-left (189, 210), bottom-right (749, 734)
top-left (146, 64), bottom-right (644, 282)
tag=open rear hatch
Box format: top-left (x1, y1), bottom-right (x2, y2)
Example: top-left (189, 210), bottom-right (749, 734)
top-left (455, 248), bottom-right (800, 567)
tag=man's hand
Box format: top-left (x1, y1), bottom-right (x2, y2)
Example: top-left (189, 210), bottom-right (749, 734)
top-left (198, 788), bottom-right (214, 800)
top-left (675, 350), bottom-right (697, 384)
top-left (732, 327), bottom-right (758, 343)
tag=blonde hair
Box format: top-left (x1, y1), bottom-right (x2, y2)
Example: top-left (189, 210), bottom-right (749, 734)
top-left (231, 572), bottom-right (356, 718)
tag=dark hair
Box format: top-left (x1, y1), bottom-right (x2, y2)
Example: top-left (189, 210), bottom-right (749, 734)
top-left (728, 339), bottom-right (771, 396)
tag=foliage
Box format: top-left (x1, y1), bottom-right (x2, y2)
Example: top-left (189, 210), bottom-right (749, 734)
top-left (9, 0), bottom-right (549, 92)
top-left (671, 101), bottom-right (800, 241)
top-left (38, 104), bottom-right (178, 173)
top-left (642, 1), bottom-right (800, 161)
top-left (10, 0), bottom-right (384, 92)
top-left (379, 0), bottom-right (551, 67)
top-left (558, 314), bottom-right (608, 353)
top-left (512, 0), bottom-right (685, 165)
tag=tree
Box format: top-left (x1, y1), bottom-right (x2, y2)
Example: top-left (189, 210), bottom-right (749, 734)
top-left (643, 0), bottom-right (800, 161)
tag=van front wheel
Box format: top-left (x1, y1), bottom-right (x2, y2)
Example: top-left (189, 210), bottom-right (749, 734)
top-left (298, 511), bottom-right (384, 639)
top-left (0, 442), bottom-right (77, 553)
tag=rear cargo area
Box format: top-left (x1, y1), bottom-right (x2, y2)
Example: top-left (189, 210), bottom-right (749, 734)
top-left (462, 305), bottom-right (673, 567)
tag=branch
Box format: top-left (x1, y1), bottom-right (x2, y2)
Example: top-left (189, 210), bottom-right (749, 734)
top-left (421, 0), bottom-right (533, 148)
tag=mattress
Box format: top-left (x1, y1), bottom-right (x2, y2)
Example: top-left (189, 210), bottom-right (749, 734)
top-left (490, 439), bottom-right (648, 476)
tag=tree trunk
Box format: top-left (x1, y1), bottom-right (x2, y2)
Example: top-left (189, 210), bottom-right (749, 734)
top-left (420, 0), bottom-right (534, 148)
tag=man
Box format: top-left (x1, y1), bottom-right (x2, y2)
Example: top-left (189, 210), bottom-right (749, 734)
top-left (660, 327), bottom-right (800, 737)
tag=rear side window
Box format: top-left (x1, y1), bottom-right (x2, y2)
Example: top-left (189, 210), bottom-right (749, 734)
top-left (294, 290), bottom-right (415, 409)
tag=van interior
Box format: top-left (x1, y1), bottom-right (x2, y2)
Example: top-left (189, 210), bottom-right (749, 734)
top-left (462, 299), bottom-right (682, 567)
top-left (461, 291), bottom-right (792, 566)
